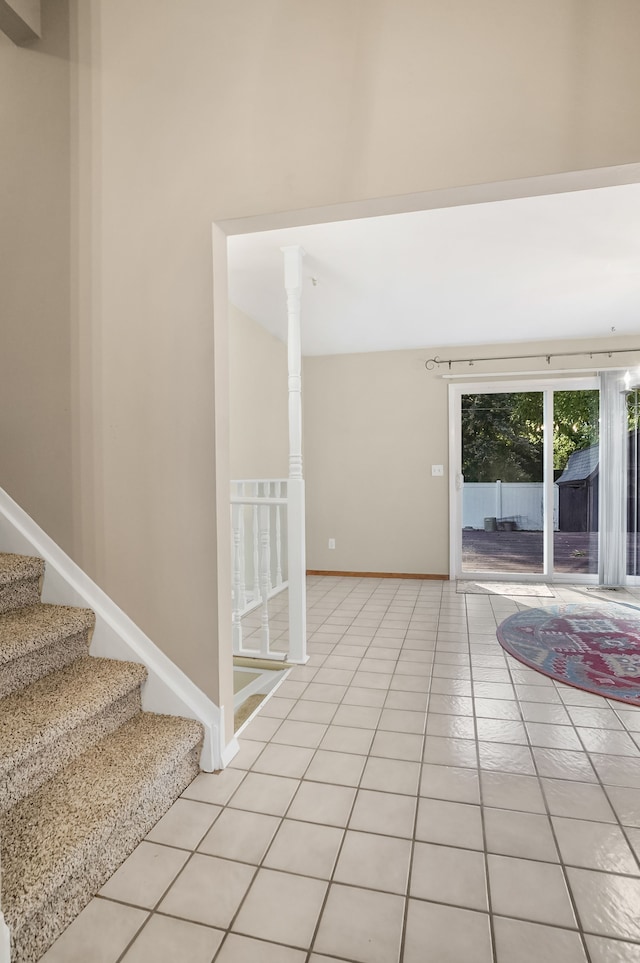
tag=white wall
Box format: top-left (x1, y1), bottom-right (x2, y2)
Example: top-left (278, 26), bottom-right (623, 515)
top-left (0, 0), bottom-right (73, 551)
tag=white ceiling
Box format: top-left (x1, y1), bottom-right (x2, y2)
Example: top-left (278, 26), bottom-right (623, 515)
top-left (227, 183), bottom-right (640, 357)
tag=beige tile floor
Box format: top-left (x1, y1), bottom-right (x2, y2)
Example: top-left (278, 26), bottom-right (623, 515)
top-left (41, 576), bottom-right (640, 963)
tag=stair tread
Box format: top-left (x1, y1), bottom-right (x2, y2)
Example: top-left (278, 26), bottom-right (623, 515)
top-left (1, 711), bottom-right (203, 923)
top-left (0, 656), bottom-right (147, 777)
top-left (0, 553), bottom-right (44, 587)
top-left (0, 603), bottom-right (95, 664)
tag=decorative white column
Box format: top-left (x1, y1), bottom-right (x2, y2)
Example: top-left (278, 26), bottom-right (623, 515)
top-left (282, 245), bottom-right (308, 664)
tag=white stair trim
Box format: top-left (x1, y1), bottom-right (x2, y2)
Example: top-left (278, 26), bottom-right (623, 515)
top-left (0, 910), bottom-right (10, 963)
top-left (0, 486), bottom-right (234, 771)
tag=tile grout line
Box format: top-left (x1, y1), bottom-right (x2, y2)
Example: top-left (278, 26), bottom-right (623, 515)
top-left (399, 581), bottom-right (440, 963)
top-left (467, 591), bottom-right (500, 963)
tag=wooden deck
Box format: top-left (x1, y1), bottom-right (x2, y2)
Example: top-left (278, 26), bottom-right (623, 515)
top-left (462, 530), bottom-right (604, 575)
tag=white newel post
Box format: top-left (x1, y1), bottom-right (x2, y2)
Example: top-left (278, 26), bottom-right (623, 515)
top-left (282, 245), bottom-right (308, 664)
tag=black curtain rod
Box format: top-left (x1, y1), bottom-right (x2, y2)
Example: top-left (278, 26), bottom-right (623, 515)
top-left (425, 346), bottom-right (640, 371)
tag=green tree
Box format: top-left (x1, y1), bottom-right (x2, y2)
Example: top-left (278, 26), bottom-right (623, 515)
top-left (512, 389), bottom-right (599, 471)
top-left (462, 392), bottom-right (543, 482)
top-left (551, 390), bottom-right (599, 471)
top-left (461, 389), bottom-right (601, 481)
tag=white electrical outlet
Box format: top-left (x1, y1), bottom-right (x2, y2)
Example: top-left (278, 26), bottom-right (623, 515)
top-left (431, 464), bottom-right (444, 476)
top-left (328, 538), bottom-right (336, 550)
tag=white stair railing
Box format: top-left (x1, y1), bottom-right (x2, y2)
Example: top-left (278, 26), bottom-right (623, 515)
top-left (229, 245), bottom-right (309, 667)
top-left (231, 480), bottom-right (290, 660)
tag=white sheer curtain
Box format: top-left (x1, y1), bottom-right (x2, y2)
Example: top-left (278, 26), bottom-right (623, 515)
top-left (629, 390), bottom-right (640, 578)
top-left (598, 369), bottom-right (628, 586)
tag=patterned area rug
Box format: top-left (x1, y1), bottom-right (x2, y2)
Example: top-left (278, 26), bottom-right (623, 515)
top-left (497, 602), bottom-right (640, 705)
top-left (457, 581), bottom-right (555, 597)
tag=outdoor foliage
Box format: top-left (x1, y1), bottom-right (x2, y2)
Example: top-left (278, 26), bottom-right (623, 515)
top-left (550, 390), bottom-right (599, 471)
top-left (628, 389), bottom-right (640, 433)
top-left (462, 390), bottom-right (600, 482)
top-left (462, 392), bottom-right (543, 482)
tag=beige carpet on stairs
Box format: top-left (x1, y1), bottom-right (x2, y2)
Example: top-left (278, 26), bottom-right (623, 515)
top-left (0, 552), bottom-right (204, 963)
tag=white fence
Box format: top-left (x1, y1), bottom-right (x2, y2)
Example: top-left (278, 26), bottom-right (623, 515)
top-left (463, 481), bottom-right (559, 531)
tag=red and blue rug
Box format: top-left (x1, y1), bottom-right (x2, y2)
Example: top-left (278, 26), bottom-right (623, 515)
top-left (497, 602), bottom-right (640, 705)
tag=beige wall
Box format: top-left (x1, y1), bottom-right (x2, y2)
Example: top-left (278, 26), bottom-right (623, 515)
top-left (229, 304), bottom-right (288, 480)
top-left (2, 0), bottom-right (640, 745)
top-left (0, 0), bottom-right (73, 551)
top-left (205, 0), bottom-right (640, 220)
top-left (303, 334), bottom-right (640, 575)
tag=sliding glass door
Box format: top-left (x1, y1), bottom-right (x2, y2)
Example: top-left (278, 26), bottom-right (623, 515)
top-left (451, 378), bottom-right (600, 581)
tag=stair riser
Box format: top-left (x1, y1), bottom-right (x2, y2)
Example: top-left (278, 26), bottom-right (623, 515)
top-left (0, 577), bottom-right (41, 616)
top-left (0, 630), bottom-right (91, 699)
top-left (1, 688), bottom-right (143, 813)
top-left (10, 747), bottom-right (201, 963)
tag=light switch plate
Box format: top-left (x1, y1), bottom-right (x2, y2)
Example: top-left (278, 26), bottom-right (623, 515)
top-left (432, 465), bottom-right (444, 476)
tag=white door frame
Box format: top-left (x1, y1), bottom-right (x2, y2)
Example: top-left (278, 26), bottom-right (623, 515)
top-left (449, 376), bottom-right (599, 582)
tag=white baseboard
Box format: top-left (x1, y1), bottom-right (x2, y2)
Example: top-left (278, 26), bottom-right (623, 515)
top-left (0, 912), bottom-right (10, 963)
top-left (220, 734), bottom-right (240, 768)
top-left (0, 486), bottom-right (232, 771)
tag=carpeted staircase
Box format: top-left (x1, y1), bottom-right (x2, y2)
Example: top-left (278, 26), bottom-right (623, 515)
top-left (0, 552), bottom-right (204, 963)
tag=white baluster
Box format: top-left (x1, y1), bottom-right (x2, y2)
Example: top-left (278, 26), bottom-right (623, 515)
top-left (231, 503), bottom-right (243, 654)
top-left (266, 485), bottom-right (273, 595)
top-left (259, 503), bottom-right (271, 656)
top-left (252, 482), bottom-right (260, 603)
top-left (275, 480), bottom-right (283, 587)
top-left (230, 478), bottom-right (292, 661)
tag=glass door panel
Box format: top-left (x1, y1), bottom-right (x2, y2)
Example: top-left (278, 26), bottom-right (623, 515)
top-left (461, 392), bottom-right (544, 574)
top-left (553, 389), bottom-right (600, 576)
